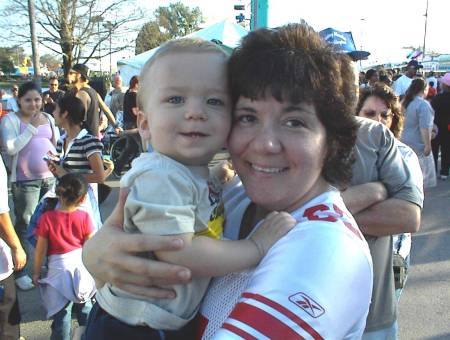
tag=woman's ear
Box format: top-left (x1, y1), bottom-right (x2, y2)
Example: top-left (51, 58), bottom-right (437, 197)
top-left (137, 110), bottom-right (151, 142)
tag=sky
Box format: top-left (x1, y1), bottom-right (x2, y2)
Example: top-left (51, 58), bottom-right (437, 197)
top-left (139, 0), bottom-right (449, 68)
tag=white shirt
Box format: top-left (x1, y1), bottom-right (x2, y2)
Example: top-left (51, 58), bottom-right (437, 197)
top-left (393, 75), bottom-right (413, 97)
top-left (0, 156), bottom-right (14, 281)
top-left (199, 177), bottom-right (373, 340)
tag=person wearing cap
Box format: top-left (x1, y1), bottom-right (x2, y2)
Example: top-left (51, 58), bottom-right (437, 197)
top-left (393, 60), bottom-right (423, 99)
top-left (69, 64), bottom-right (118, 137)
top-left (431, 73), bottom-right (450, 179)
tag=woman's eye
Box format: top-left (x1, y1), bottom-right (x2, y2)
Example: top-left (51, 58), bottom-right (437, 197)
top-left (236, 115), bottom-right (256, 124)
top-left (207, 98), bottom-right (224, 106)
top-left (167, 96), bottom-right (184, 104)
top-left (285, 119), bottom-right (305, 128)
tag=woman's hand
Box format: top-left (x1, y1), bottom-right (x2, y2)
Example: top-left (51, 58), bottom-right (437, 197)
top-left (32, 273), bottom-right (40, 286)
top-left (47, 161), bottom-right (67, 178)
top-left (250, 211), bottom-right (296, 257)
top-left (82, 189), bottom-right (192, 299)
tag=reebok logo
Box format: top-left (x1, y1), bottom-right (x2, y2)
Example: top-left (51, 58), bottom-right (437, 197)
top-left (289, 292), bottom-right (325, 318)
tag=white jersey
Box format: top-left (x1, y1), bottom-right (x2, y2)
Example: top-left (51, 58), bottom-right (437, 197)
top-left (199, 177), bottom-right (373, 340)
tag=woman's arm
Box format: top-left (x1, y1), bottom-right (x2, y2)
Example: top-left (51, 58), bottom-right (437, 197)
top-left (341, 182), bottom-right (388, 215)
top-left (155, 211), bottom-right (295, 277)
top-left (32, 236), bottom-right (48, 285)
top-left (420, 127), bottom-right (432, 156)
top-left (82, 188), bottom-right (192, 298)
top-left (0, 115), bottom-right (37, 155)
top-left (0, 212), bottom-right (26, 271)
top-left (84, 152), bottom-right (112, 183)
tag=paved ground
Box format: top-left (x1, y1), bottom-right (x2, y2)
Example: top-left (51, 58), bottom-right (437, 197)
top-left (16, 177), bottom-right (450, 339)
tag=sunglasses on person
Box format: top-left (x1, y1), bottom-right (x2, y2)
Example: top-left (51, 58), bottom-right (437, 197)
top-left (50, 83), bottom-right (58, 87)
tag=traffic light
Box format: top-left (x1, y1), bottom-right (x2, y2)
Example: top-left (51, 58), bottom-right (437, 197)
top-left (234, 5), bottom-right (245, 10)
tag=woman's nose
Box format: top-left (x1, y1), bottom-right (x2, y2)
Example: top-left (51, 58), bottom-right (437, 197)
top-left (252, 126), bottom-right (282, 154)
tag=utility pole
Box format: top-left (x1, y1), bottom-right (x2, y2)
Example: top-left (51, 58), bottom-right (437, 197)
top-left (28, 0), bottom-right (40, 84)
top-left (251, 0), bottom-right (268, 30)
top-left (422, 0), bottom-right (429, 61)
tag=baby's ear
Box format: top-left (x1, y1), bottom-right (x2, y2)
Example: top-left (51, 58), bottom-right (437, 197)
top-left (137, 110), bottom-right (151, 141)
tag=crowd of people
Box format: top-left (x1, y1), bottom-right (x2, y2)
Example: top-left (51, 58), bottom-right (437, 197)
top-left (0, 20), bottom-right (449, 340)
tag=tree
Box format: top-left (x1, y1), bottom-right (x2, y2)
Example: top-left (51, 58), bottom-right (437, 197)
top-left (0, 0), bottom-right (145, 77)
top-left (0, 46), bottom-right (26, 74)
top-left (135, 2), bottom-right (203, 55)
top-left (40, 53), bottom-right (61, 70)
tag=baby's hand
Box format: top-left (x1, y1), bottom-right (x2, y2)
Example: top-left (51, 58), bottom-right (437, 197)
top-left (250, 211), bottom-right (296, 257)
top-left (210, 160), bottom-right (235, 184)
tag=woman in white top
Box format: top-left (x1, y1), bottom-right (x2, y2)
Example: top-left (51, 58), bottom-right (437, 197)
top-left (0, 81), bottom-right (59, 290)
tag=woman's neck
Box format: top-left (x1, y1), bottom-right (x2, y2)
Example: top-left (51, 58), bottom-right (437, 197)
top-left (18, 110), bottom-right (34, 122)
top-left (65, 124), bottom-right (82, 141)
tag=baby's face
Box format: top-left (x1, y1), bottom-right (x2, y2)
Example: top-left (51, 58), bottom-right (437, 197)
top-left (140, 52), bottom-right (231, 166)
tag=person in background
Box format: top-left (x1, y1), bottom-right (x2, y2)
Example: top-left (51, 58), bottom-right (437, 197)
top-left (32, 173), bottom-right (96, 340)
top-left (42, 77), bottom-right (65, 115)
top-left (401, 77), bottom-right (436, 188)
top-left (47, 95), bottom-right (114, 230)
top-left (431, 73), bottom-right (450, 180)
top-left (0, 81), bottom-right (59, 291)
top-left (108, 74), bottom-right (125, 119)
top-left (360, 68), bottom-right (379, 90)
top-left (426, 81), bottom-right (437, 100)
top-left (68, 64), bottom-right (118, 137)
top-left (113, 75), bottom-right (141, 177)
top-left (6, 85), bottom-right (19, 113)
top-left (0, 155), bottom-right (26, 340)
top-left (393, 60), bottom-right (423, 99)
top-left (356, 82), bottom-right (423, 301)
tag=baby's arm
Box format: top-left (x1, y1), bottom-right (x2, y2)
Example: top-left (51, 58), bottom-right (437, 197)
top-left (155, 212), bottom-right (295, 277)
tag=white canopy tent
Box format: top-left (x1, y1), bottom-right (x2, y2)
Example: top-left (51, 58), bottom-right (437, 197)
top-left (117, 20), bottom-right (249, 86)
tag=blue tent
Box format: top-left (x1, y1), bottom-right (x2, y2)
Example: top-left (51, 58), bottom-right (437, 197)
top-left (118, 20), bottom-right (249, 85)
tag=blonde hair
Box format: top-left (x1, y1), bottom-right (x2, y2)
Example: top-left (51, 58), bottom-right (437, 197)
top-left (137, 38), bottom-right (228, 110)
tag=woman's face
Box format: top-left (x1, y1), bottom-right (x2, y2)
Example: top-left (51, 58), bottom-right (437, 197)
top-left (359, 95), bottom-right (393, 129)
top-left (18, 90), bottom-right (42, 116)
top-left (228, 95), bottom-right (329, 212)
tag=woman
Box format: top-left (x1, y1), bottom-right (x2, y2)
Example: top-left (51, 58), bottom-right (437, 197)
top-left (0, 81), bottom-right (59, 291)
top-left (431, 73), bottom-right (450, 179)
top-left (83, 23), bottom-right (373, 338)
top-left (357, 82), bottom-right (424, 300)
top-left (113, 76), bottom-right (141, 177)
top-left (47, 95), bottom-right (114, 230)
top-left (401, 78), bottom-right (436, 188)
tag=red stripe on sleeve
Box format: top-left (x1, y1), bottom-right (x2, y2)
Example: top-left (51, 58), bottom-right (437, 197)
top-left (242, 292), bottom-right (324, 340)
top-left (222, 322), bottom-right (258, 340)
top-left (229, 302), bottom-right (305, 339)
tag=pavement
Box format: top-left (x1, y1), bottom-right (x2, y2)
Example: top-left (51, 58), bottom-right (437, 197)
top-left (16, 177), bottom-right (450, 339)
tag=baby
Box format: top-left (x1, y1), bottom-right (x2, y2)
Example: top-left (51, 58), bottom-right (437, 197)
top-left (86, 38), bottom-right (295, 339)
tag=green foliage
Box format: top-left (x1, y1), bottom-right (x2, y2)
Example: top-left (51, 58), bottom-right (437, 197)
top-left (40, 54), bottom-right (61, 71)
top-left (0, 46), bottom-right (25, 74)
top-left (135, 2), bottom-right (203, 55)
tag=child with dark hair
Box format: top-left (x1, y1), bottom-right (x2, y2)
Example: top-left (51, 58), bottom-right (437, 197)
top-left (32, 173), bottom-right (96, 340)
